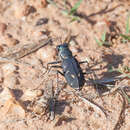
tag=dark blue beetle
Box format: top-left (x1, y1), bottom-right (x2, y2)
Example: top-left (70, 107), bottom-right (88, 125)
top-left (53, 43), bottom-right (85, 90)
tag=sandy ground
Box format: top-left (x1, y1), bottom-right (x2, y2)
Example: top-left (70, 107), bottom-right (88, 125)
top-left (0, 0), bottom-right (130, 130)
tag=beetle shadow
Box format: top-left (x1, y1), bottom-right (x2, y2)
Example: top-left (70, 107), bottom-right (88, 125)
top-left (101, 53), bottom-right (124, 78)
top-left (97, 53), bottom-right (124, 94)
top-left (54, 115), bottom-right (76, 126)
top-left (12, 89), bottom-right (24, 100)
top-left (55, 99), bottom-right (70, 115)
top-left (83, 52), bottom-right (124, 94)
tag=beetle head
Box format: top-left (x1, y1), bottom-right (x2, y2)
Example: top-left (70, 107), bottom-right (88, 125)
top-left (56, 43), bottom-right (68, 52)
top-left (56, 43), bottom-right (72, 59)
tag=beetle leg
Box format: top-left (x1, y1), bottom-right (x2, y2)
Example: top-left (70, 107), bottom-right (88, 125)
top-left (47, 61), bottom-right (61, 65)
top-left (57, 70), bottom-right (64, 76)
top-left (79, 60), bottom-right (89, 64)
top-left (47, 65), bottom-right (62, 74)
top-left (82, 71), bottom-right (93, 75)
top-left (47, 60), bottom-right (61, 69)
top-left (45, 60), bottom-right (61, 74)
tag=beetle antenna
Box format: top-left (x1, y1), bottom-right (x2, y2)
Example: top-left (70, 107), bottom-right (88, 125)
top-left (59, 37), bottom-right (62, 44)
top-left (63, 30), bottom-right (72, 44)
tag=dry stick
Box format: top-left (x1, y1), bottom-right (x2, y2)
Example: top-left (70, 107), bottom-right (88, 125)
top-left (63, 30), bottom-right (72, 43)
top-left (113, 91), bottom-right (126, 130)
top-left (0, 38), bottom-right (55, 78)
top-left (102, 79), bottom-right (128, 96)
top-left (113, 80), bottom-right (129, 130)
top-left (45, 80), bottom-right (55, 121)
top-left (63, 89), bottom-right (108, 118)
top-left (76, 92), bottom-right (108, 118)
top-left (6, 38), bottom-right (53, 60)
top-left (0, 38), bottom-right (53, 65)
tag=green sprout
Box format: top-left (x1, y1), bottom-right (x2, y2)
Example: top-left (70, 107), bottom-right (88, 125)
top-left (47, 0), bottom-right (83, 22)
top-left (69, 0), bottom-right (83, 15)
top-left (95, 31), bottom-right (110, 46)
top-left (61, 0), bottom-right (83, 22)
top-left (120, 13), bottom-right (130, 43)
top-left (108, 66), bottom-right (130, 79)
top-left (121, 88), bottom-right (130, 104)
top-left (126, 13), bottom-right (130, 34)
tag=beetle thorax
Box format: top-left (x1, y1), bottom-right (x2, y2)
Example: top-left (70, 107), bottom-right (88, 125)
top-left (59, 48), bottom-right (72, 60)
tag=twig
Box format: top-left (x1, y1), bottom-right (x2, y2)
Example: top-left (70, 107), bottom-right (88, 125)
top-left (45, 80), bottom-right (55, 121)
top-left (3, 38), bottom-right (53, 60)
top-left (77, 94), bottom-right (108, 118)
top-left (113, 91), bottom-right (126, 130)
top-left (102, 79), bottom-right (128, 96)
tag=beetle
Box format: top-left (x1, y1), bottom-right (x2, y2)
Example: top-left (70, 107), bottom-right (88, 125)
top-left (48, 43), bottom-right (85, 90)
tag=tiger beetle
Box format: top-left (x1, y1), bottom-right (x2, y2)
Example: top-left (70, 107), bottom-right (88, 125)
top-left (47, 43), bottom-right (85, 90)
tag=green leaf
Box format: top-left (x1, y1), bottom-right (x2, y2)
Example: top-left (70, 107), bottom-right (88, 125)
top-left (62, 10), bottom-right (69, 15)
top-left (120, 34), bottom-right (130, 41)
top-left (126, 13), bottom-right (130, 34)
top-left (121, 89), bottom-right (130, 104)
top-left (47, 0), bottom-right (57, 7)
top-left (94, 37), bottom-right (103, 46)
top-left (70, 16), bottom-right (80, 22)
top-left (123, 66), bottom-right (130, 73)
top-left (69, 0), bottom-right (83, 15)
top-left (101, 32), bottom-right (106, 42)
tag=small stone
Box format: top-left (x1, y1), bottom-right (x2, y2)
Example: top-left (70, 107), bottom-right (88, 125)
top-left (23, 5), bottom-right (36, 16)
top-left (0, 87), bottom-right (14, 104)
top-left (0, 23), bottom-right (7, 34)
top-left (0, 69), bottom-right (3, 83)
top-left (3, 74), bottom-right (17, 88)
top-left (14, 4), bottom-right (25, 19)
top-left (64, 106), bottom-right (72, 114)
top-left (32, 0), bottom-right (47, 8)
top-left (0, 45), bottom-right (4, 53)
top-left (2, 63), bottom-right (16, 76)
top-left (0, 87), bottom-right (25, 118)
top-left (33, 104), bottom-right (46, 115)
top-left (23, 89), bottom-right (43, 100)
top-left (36, 18), bottom-right (48, 26)
top-left (4, 34), bottom-right (19, 47)
top-left (41, 0), bottom-right (47, 7)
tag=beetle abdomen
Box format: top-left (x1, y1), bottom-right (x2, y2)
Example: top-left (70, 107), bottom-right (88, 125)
top-left (62, 57), bottom-right (84, 90)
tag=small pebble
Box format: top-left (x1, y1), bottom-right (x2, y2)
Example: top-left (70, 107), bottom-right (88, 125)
top-left (14, 4), bottom-right (25, 19)
top-left (24, 89), bottom-right (43, 100)
top-left (0, 45), bottom-right (4, 53)
top-left (33, 104), bottom-right (46, 115)
top-left (2, 63), bottom-right (16, 76)
top-left (23, 5), bottom-right (36, 16)
top-left (3, 74), bottom-right (17, 89)
top-left (64, 106), bottom-right (72, 114)
top-left (36, 18), bottom-right (48, 26)
top-left (41, 0), bottom-right (47, 7)
top-left (4, 34), bottom-right (19, 47)
top-left (0, 69), bottom-right (3, 83)
top-left (0, 23), bottom-right (7, 34)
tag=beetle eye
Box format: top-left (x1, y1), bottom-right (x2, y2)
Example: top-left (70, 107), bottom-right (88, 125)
top-left (56, 45), bottom-right (60, 52)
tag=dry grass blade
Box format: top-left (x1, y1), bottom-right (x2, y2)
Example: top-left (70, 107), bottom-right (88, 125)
top-left (102, 79), bottom-right (128, 96)
top-left (0, 38), bottom-right (53, 66)
top-left (78, 95), bottom-right (108, 118)
top-left (0, 87), bottom-right (25, 118)
top-left (113, 91), bottom-right (126, 130)
top-left (45, 80), bottom-right (55, 121)
top-left (4, 38), bottom-right (53, 60)
top-left (63, 30), bottom-right (72, 44)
